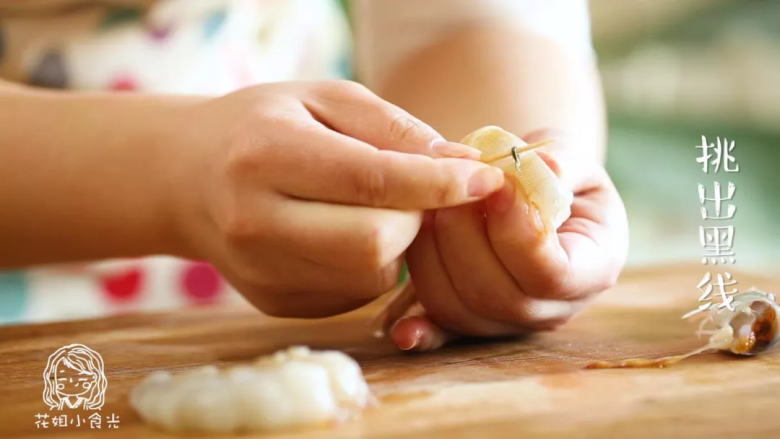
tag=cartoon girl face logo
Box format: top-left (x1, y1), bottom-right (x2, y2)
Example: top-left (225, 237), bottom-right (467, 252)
top-left (43, 344), bottom-right (108, 410)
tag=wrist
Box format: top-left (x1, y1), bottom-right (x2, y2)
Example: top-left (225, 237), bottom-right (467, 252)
top-left (62, 92), bottom-right (207, 261)
top-left (133, 94), bottom-right (212, 260)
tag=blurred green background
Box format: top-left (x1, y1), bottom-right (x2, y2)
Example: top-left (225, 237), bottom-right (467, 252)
top-left (590, 0), bottom-right (779, 275)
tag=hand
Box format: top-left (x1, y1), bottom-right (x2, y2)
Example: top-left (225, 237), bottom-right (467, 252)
top-left (391, 129), bottom-right (629, 350)
top-left (166, 80), bottom-right (506, 318)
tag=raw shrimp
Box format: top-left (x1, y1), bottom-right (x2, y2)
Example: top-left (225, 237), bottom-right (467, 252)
top-left (129, 346), bottom-right (372, 434)
top-left (460, 126), bottom-right (574, 231)
top-left (586, 289), bottom-right (780, 369)
top-left (370, 126), bottom-right (574, 334)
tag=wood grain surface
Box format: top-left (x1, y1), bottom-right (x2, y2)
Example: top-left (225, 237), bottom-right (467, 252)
top-left (2, 263), bottom-right (780, 439)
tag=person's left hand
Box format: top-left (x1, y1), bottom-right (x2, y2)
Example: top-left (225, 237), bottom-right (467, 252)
top-left (389, 129), bottom-right (630, 351)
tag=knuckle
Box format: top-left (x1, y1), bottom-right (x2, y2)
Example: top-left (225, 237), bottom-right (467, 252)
top-left (322, 79), bottom-right (370, 97)
top-left (220, 203), bottom-right (256, 242)
top-left (387, 111), bottom-right (422, 144)
top-left (536, 275), bottom-right (570, 299)
top-left (224, 123), bottom-right (281, 178)
top-left (227, 102), bottom-right (300, 157)
top-left (376, 263), bottom-right (402, 294)
top-left (517, 255), bottom-right (571, 299)
top-left (229, 259), bottom-right (272, 290)
top-left (224, 137), bottom-right (261, 178)
top-left (352, 164), bottom-right (389, 207)
top-left (340, 79), bottom-right (371, 94)
top-left (367, 168), bottom-right (389, 207)
top-left (231, 279), bottom-right (293, 317)
top-left (360, 222), bottom-right (395, 270)
top-left (429, 173), bottom-right (455, 207)
top-left (461, 288), bottom-right (507, 319)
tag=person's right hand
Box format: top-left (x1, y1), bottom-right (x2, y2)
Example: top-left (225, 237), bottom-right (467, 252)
top-left (166, 80), bottom-right (505, 319)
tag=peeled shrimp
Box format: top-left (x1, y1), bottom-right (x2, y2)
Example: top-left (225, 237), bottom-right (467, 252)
top-left (586, 290), bottom-right (780, 369)
top-left (460, 126), bottom-right (574, 231)
top-left (370, 126), bottom-right (574, 334)
top-left (129, 346), bottom-right (372, 434)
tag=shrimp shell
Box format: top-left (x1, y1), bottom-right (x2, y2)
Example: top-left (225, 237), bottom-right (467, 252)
top-left (585, 290), bottom-right (780, 369)
top-left (697, 290), bottom-right (780, 356)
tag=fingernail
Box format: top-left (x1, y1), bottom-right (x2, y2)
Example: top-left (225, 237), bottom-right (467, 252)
top-left (467, 166), bottom-right (504, 198)
top-left (399, 338), bottom-right (418, 351)
top-left (398, 326), bottom-right (423, 351)
top-left (431, 140), bottom-right (482, 159)
top-left (408, 328), bottom-right (440, 351)
top-left (487, 178), bottom-right (517, 215)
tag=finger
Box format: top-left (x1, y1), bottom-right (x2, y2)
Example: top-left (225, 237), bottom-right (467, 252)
top-left (258, 126), bottom-right (504, 210)
top-left (224, 271), bottom-right (375, 319)
top-left (435, 200), bottom-right (579, 325)
top-left (370, 279), bottom-right (418, 335)
top-left (304, 80), bottom-right (482, 159)
top-left (389, 303), bottom-right (460, 351)
top-left (258, 198), bottom-right (420, 270)
top-left (216, 257), bottom-right (403, 317)
top-left (557, 171), bottom-right (629, 291)
top-left (264, 253), bottom-right (405, 300)
top-left (485, 169), bottom-right (624, 300)
top-left (536, 150), bottom-right (563, 179)
top-left (255, 293), bottom-right (373, 319)
top-left (522, 129), bottom-right (592, 191)
top-left (405, 210), bottom-right (521, 337)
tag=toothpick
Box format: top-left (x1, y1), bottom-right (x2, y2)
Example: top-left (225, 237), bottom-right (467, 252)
top-left (484, 139), bottom-right (556, 163)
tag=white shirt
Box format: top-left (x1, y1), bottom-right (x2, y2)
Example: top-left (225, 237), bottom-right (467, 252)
top-left (350, 0), bottom-right (595, 89)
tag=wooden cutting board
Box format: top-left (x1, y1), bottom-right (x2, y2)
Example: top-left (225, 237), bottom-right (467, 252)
top-left (2, 263), bottom-right (780, 439)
